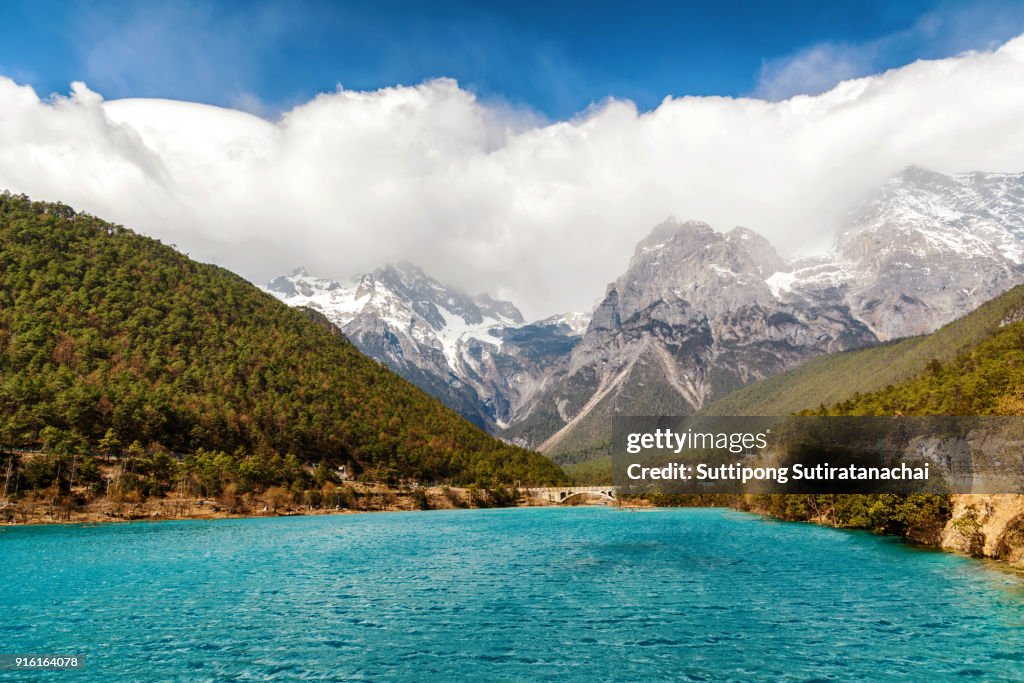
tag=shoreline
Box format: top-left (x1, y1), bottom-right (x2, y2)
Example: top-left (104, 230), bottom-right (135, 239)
top-left (0, 484), bottom-right (593, 528)
top-left (0, 501), bottom-right (581, 528)
top-left (741, 493), bottom-right (1024, 571)
top-left (5, 491), bottom-right (1021, 574)
top-left (0, 500), bottom-right (628, 529)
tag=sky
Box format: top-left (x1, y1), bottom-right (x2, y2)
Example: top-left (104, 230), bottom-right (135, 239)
top-left (2, 0), bottom-right (1024, 318)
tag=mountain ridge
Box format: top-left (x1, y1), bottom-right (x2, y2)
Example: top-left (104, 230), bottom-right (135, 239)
top-left (266, 167), bottom-right (1024, 459)
top-left (264, 261), bottom-right (589, 432)
top-left (699, 283), bottom-right (1024, 417)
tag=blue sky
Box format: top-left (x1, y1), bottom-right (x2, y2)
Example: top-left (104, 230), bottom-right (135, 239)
top-left (3, 0), bottom-right (1024, 118)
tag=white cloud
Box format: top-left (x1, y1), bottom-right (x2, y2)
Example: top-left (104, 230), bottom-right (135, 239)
top-left (751, 3), bottom-right (1024, 101)
top-left (754, 42), bottom-right (878, 101)
top-left (3, 35), bottom-right (1024, 319)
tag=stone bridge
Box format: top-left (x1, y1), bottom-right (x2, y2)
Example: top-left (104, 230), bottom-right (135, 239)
top-left (522, 486), bottom-right (618, 504)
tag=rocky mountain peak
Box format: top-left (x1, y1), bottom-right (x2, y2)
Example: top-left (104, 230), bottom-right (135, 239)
top-left (841, 166), bottom-right (1024, 259)
top-left (892, 164), bottom-right (955, 187)
top-left (474, 292), bottom-right (525, 324)
top-left (726, 227), bottom-right (787, 276)
top-left (263, 262), bottom-right (576, 430)
top-left (830, 167), bottom-right (1024, 338)
top-left (265, 274), bottom-right (299, 297)
top-left (266, 266), bottom-right (339, 297)
top-left (374, 261), bottom-right (436, 295)
top-left (634, 218), bottom-right (715, 256)
top-left (600, 219), bottom-right (782, 327)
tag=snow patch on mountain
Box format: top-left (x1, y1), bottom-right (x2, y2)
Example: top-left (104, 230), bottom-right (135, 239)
top-left (764, 271), bottom-right (796, 298)
top-left (264, 262), bottom-right (585, 432)
top-left (436, 306), bottom-right (505, 370)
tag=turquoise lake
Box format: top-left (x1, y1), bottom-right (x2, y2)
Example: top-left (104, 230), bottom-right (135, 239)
top-left (2, 507), bottom-right (1023, 681)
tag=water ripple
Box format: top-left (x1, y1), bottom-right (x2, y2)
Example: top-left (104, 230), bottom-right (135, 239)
top-left (1, 507), bottom-right (1023, 681)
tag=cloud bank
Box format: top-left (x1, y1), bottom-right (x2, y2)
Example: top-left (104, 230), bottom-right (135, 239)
top-left (2, 35), bottom-right (1024, 318)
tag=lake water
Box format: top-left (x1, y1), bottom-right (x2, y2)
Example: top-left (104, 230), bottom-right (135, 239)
top-left (2, 507), bottom-right (1023, 681)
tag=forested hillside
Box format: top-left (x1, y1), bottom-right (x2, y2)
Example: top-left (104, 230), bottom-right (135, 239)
top-left (803, 311), bottom-right (1024, 416)
top-left (714, 286), bottom-right (1024, 546)
top-left (741, 307), bottom-right (1024, 546)
top-left (699, 284), bottom-right (1024, 417)
top-left (0, 192), bottom-right (566, 490)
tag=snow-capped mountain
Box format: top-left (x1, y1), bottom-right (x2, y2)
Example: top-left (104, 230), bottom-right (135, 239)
top-left (508, 168), bottom-right (1024, 455)
top-left (264, 262), bottom-right (588, 430)
top-left (774, 167), bottom-right (1024, 339)
top-left (503, 219), bottom-right (878, 454)
top-left (267, 167), bottom-right (1024, 456)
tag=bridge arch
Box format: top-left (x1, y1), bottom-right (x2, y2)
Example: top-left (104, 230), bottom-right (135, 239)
top-left (521, 486), bottom-right (619, 505)
top-left (560, 490), bottom-right (617, 504)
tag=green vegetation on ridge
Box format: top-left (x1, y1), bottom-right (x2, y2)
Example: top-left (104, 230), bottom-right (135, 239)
top-left (0, 192), bottom-right (566, 498)
top-left (699, 284), bottom-right (1024, 417)
top-left (706, 285), bottom-right (1024, 546)
top-left (804, 313), bottom-right (1024, 416)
